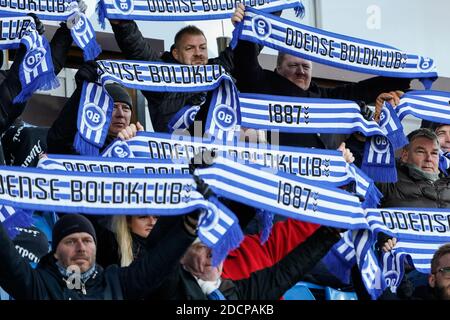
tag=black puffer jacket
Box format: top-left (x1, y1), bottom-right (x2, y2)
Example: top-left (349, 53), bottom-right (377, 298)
top-left (0, 217), bottom-right (195, 300)
top-left (0, 24), bottom-right (73, 134)
top-left (111, 21), bottom-right (235, 133)
top-left (148, 226), bottom-right (340, 300)
top-left (377, 162), bottom-right (450, 208)
top-left (233, 40), bottom-right (412, 149)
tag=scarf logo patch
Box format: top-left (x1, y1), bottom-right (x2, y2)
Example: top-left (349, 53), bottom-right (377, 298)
top-left (114, 0), bottom-right (134, 14)
top-left (185, 105), bottom-right (200, 126)
top-left (72, 14), bottom-right (88, 37)
top-left (371, 136), bottom-right (389, 154)
top-left (419, 56), bottom-right (433, 71)
top-left (23, 48), bottom-right (45, 73)
top-left (83, 103), bottom-right (106, 131)
top-left (111, 142), bottom-right (132, 158)
top-left (199, 206), bottom-right (220, 232)
top-left (252, 15), bottom-right (272, 41)
top-left (213, 104), bottom-right (237, 131)
top-left (379, 108), bottom-right (391, 129)
top-left (384, 270), bottom-right (400, 289)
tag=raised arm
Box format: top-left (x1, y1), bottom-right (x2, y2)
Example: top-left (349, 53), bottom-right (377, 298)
top-left (110, 20), bottom-right (160, 61)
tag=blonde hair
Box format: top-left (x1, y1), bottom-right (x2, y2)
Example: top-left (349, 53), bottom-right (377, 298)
top-left (112, 215), bottom-right (133, 267)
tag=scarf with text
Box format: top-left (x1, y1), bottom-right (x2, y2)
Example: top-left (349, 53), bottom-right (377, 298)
top-left (114, 131), bottom-right (382, 208)
top-left (74, 82), bottom-right (113, 156)
top-left (324, 207), bottom-right (450, 298)
top-left (194, 155), bottom-right (368, 230)
top-left (231, 8), bottom-right (437, 86)
top-left (0, 1), bottom-right (100, 61)
top-left (0, 163), bottom-right (243, 264)
top-left (239, 93), bottom-right (407, 182)
top-left (96, 0), bottom-right (305, 27)
top-left (0, 15), bottom-right (34, 49)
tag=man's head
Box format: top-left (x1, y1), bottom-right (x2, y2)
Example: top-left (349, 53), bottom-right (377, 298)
top-left (432, 123), bottom-right (450, 153)
top-left (105, 83), bottom-right (133, 136)
top-left (429, 244), bottom-right (450, 300)
top-left (52, 215), bottom-right (97, 273)
top-left (172, 26), bottom-right (208, 65)
top-left (400, 128), bottom-right (439, 173)
top-left (276, 53), bottom-right (312, 90)
top-left (180, 241), bottom-right (223, 282)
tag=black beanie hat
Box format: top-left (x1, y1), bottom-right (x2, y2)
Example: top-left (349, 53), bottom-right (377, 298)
top-left (105, 83), bottom-right (132, 109)
top-left (52, 215), bottom-right (97, 252)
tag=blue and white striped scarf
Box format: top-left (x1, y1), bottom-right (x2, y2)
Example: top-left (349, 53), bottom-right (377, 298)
top-left (0, 0), bottom-right (75, 20)
top-left (37, 156), bottom-right (240, 265)
top-left (74, 82), bottom-right (113, 156)
top-left (69, 10), bottom-right (102, 61)
top-left (239, 93), bottom-right (407, 182)
top-left (115, 131), bottom-right (382, 207)
top-left (361, 102), bottom-right (407, 182)
top-left (14, 22), bottom-right (59, 103)
top-left (0, 16), bottom-right (34, 49)
top-left (96, 0), bottom-right (305, 27)
top-left (0, 163), bottom-right (245, 264)
top-left (397, 90), bottom-right (450, 125)
top-left (231, 8), bottom-right (438, 85)
top-left (97, 60), bottom-right (229, 92)
top-left (194, 155), bottom-right (368, 230)
top-left (325, 207), bottom-right (450, 299)
top-left (168, 104), bottom-right (201, 133)
top-left (439, 151), bottom-right (450, 176)
top-left (0, 1), bottom-right (101, 61)
top-left (204, 78), bottom-right (241, 142)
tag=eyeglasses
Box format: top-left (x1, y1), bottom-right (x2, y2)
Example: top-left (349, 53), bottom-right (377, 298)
top-left (436, 267), bottom-right (450, 278)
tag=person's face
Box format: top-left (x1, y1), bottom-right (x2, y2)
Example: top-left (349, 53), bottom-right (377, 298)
top-left (436, 125), bottom-right (450, 152)
top-left (429, 253), bottom-right (450, 300)
top-left (54, 232), bottom-right (96, 273)
top-left (108, 102), bottom-right (132, 136)
top-left (173, 34), bottom-right (208, 65)
top-left (401, 137), bottom-right (439, 173)
top-left (128, 215), bottom-right (158, 238)
top-left (180, 242), bottom-right (223, 282)
top-left (276, 54), bottom-right (312, 90)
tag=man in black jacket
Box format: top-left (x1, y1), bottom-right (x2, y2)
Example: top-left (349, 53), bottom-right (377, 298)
top-left (231, 5), bottom-right (411, 149)
top-left (0, 213), bottom-right (198, 299)
top-left (109, 20), bottom-right (235, 133)
top-left (148, 226), bottom-right (340, 300)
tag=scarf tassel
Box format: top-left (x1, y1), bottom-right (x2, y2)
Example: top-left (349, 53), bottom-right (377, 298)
top-left (256, 209), bottom-right (274, 244)
top-left (96, 0), bottom-right (107, 29)
top-left (13, 72), bottom-right (59, 104)
top-left (294, 2), bottom-right (305, 18)
top-left (210, 222), bottom-right (244, 267)
top-left (3, 209), bottom-right (34, 239)
top-left (74, 132), bottom-right (100, 156)
top-left (361, 163), bottom-right (398, 183)
top-left (361, 182), bottom-right (383, 209)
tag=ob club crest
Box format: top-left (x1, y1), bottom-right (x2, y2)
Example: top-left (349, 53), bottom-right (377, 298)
top-left (23, 48), bottom-right (46, 73)
top-left (371, 135), bottom-right (389, 154)
top-left (83, 103), bottom-right (106, 131)
top-left (252, 15), bottom-right (272, 41)
top-left (213, 104), bottom-right (237, 131)
top-left (113, 0), bottom-right (134, 14)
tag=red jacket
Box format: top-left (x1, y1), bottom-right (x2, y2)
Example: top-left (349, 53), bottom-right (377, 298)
top-left (222, 219), bottom-right (320, 280)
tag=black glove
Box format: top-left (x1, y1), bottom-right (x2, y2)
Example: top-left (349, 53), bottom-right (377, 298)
top-left (27, 13), bottom-right (45, 35)
top-left (356, 100), bottom-right (374, 122)
top-left (75, 60), bottom-right (99, 88)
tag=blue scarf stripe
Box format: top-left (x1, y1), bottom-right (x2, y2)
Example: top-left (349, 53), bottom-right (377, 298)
top-left (0, 205), bottom-right (15, 222)
top-left (97, 0), bottom-right (305, 23)
top-left (397, 92), bottom-right (450, 123)
top-left (232, 8), bottom-right (437, 79)
top-left (125, 131), bottom-right (378, 203)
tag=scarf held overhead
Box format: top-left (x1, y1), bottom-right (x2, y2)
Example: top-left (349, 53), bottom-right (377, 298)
top-left (231, 7), bottom-right (438, 81)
